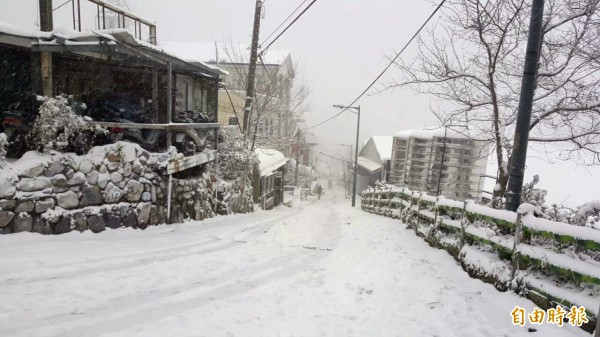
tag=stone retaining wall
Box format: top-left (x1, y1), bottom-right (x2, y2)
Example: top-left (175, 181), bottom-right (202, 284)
top-left (1, 143), bottom-right (175, 234)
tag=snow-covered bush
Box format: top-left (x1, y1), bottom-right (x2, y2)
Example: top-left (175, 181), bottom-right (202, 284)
top-left (571, 200), bottom-right (600, 228)
top-left (214, 127), bottom-right (255, 214)
top-left (217, 126), bottom-right (258, 180)
top-left (0, 132), bottom-right (7, 168)
top-left (30, 96), bottom-right (105, 153)
top-left (520, 175), bottom-right (547, 207)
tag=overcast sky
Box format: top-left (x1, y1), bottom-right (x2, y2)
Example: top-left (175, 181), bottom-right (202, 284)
top-left (0, 0), bottom-right (598, 206)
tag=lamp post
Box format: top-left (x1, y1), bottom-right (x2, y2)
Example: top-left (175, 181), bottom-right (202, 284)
top-left (339, 143), bottom-right (353, 198)
top-left (435, 124), bottom-right (468, 197)
top-left (333, 104), bottom-right (360, 207)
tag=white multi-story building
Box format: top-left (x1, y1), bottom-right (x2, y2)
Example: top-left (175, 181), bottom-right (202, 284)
top-left (389, 129), bottom-right (488, 201)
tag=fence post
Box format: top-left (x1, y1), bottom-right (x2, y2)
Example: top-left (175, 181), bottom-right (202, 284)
top-left (414, 193), bottom-right (422, 235)
top-left (510, 212), bottom-right (524, 284)
top-left (594, 302), bottom-right (600, 337)
top-left (434, 196), bottom-right (440, 229)
top-left (460, 200), bottom-right (468, 249)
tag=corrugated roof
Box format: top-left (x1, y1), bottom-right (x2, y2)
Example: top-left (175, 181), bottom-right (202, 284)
top-left (357, 156), bottom-right (383, 173)
top-left (0, 22), bottom-right (227, 76)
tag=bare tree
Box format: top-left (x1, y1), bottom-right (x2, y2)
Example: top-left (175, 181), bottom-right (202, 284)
top-left (383, 0), bottom-right (600, 205)
top-left (217, 42), bottom-right (310, 154)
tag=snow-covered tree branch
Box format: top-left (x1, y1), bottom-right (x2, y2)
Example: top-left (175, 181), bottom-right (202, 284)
top-left (382, 0), bottom-right (600, 206)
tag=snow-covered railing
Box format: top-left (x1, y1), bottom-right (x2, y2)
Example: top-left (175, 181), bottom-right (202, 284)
top-left (361, 185), bottom-right (600, 333)
top-left (86, 121), bottom-right (220, 175)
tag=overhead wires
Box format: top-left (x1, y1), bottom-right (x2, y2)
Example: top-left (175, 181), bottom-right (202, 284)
top-left (262, 0), bottom-right (310, 46)
top-left (260, 0), bottom-right (318, 55)
top-left (53, 0), bottom-right (72, 11)
top-left (301, 0), bottom-right (447, 131)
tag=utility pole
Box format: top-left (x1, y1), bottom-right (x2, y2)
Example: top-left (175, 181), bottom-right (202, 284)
top-left (294, 134), bottom-right (300, 186)
top-left (39, 0), bottom-right (53, 97)
top-left (339, 143), bottom-right (352, 198)
top-left (243, 0), bottom-right (263, 135)
top-left (505, 0), bottom-right (545, 212)
top-left (351, 106), bottom-right (360, 207)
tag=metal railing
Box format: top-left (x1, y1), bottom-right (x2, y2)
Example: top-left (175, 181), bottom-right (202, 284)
top-left (71, 0), bottom-right (157, 44)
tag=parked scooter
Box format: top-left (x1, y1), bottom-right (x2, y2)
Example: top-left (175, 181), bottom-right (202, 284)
top-left (1, 95), bottom-right (40, 157)
top-left (119, 107), bottom-right (161, 152)
top-left (84, 96), bottom-right (162, 152)
top-left (173, 110), bottom-right (211, 156)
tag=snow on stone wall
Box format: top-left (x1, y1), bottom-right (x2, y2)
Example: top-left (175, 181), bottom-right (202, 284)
top-left (0, 142), bottom-right (220, 234)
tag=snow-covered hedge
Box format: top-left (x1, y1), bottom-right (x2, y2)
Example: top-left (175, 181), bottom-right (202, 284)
top-left (30, 96), bottom-right (105, 153)
top-left (0, 133), bottom-right (7, 169)
top-left (214, 126), bottom-right (255, 214)
top-left (361, 186), bottom-right (600, 333)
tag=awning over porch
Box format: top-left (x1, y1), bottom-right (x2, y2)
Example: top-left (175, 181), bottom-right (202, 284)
top-left (0, 22), bottom-right (227, 78)
top-left (256, 148), bottom-right (288, 177)
top-left (357, 156), bottom-right (383, 174)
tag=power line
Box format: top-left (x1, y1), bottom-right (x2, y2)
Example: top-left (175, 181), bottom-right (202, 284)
top-left (311, 148), bottom-right (347, 162)
top-left (53, 0), bottom-right (71, 11)
top-left (221, 84), bottom-right (244, 134)
top-left (301, 0), bottom-right (447, 131)
top-left (260, 0), bottom-right (317, 55)
top-left (262, 0), bottom-right (309, 46)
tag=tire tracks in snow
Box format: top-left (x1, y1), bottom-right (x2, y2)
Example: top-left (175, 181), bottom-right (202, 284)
top-left (9, 242), bottom-right (332, 337)
top-left (2, 199), bottom-right (328, 337)
top-left (1, 206), bottom-right (309, 286)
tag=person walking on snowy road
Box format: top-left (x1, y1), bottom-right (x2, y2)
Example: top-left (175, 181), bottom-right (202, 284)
top-left (316, 184), bottom-right (323, 200)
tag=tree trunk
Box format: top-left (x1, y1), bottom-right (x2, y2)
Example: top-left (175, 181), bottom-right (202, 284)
top-left (493, 168), bottom-right (509, 208)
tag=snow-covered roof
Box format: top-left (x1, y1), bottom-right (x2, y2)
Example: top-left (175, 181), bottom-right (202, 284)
top-left (255, 148), bottom-right (288, 176)
top-left (393, 128), bottom-right (470, 140)
top-left (357, 156), bottom-right (383, 173)
top-left (159, 41), bottom-right (291, 66)
top-left (0, 22), bottom-right (227, 76)
top-left (371, 136), bottom-right (393, 161)
top-left (0, 21), bottom-right (52, 39)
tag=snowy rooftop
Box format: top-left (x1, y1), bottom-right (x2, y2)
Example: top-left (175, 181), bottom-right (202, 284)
top-left (159, 41), bottom-right (291, 66)
top-left (0, 21), bottom-right (52, 39)
top-left (371, 136), bottom-right (393, 161)
top-left (255, 147), bottom-right (288, 176)
top-left (357, 156), bottom-right (383, 173)
top-left (0, 22), bottom-right (227, 76)
top-left (393, 128), bottom-right (471, 140)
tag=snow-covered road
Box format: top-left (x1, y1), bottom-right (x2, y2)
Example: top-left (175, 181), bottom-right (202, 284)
top-left (0, 189), bottom-right (590, 337)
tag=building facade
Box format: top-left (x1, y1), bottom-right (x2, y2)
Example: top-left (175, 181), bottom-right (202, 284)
top-left (389, 129), bottom-right (488, 201)
top-left (158, 42), bottom-right (302, 157)
top-left (357, 136), bottom-right (393, 192)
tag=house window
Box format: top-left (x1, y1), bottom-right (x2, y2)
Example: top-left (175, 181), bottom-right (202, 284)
top-left (185, 83), bottom-right (194, 110)
top-left (202, 89), bottom-right (208, 112)
top-left (186, 82), bottom-right (194, 110)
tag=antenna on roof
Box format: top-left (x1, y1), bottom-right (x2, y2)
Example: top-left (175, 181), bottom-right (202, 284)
top-left (215, 41), bottom-right (219, 64)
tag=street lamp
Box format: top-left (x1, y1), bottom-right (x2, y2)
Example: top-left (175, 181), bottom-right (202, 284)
top-left (333, 104), bottom-right (360, 207)
top-left (339, 143), bottom-right (353, 198)
top-left (435, 124), bottom-right (469, 197)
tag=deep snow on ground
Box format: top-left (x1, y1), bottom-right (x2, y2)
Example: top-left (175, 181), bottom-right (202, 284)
top-left (0, 189), bottom-right (591, 337)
